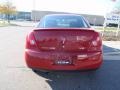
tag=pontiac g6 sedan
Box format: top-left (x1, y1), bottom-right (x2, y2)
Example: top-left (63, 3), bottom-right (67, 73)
top-left (25, 14), bottom-right (103, 71)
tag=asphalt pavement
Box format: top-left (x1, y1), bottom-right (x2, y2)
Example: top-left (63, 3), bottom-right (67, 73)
top-left (0, 26), bottom-right (120, 90)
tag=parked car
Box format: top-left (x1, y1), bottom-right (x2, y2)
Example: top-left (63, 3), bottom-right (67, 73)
top-left (25, 14), bottom-right (103, 71)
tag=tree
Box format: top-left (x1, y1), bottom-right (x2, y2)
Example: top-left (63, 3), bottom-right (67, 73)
top-left (0, 1), bottom-right (16, 23)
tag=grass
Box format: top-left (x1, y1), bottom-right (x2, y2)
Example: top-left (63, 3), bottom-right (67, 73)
top-left (95, 27), bottom-right (120, 32)
top-left (0, 20), bottom-right (10, 27)
top-left (0, 20), bottom-right (19, 27)
top-left (102, 36), bottom-right (120, 41)
top-left (94, 26), bottom-right (120, 41)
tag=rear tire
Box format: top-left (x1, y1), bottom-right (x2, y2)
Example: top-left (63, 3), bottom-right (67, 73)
top-left (89, 67), bottom-right (100, 71)
top-left (32, 69), bottom-right (49, 74)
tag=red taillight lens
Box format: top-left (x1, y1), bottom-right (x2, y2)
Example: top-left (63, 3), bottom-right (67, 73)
top-left (88, 33), bottom-right (102, 51)
top-left (26, 31), bottom-right (37, 49)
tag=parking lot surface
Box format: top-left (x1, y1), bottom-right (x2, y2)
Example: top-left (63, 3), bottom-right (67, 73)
top-left (0, 26), bottom-right (120, 90)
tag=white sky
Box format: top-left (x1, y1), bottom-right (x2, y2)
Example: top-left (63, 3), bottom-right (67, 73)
top-left (0, 0), bottom-right (117, 16)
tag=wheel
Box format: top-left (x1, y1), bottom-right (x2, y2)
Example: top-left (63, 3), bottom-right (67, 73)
top-left (32, 69), bottom-right (49, 74)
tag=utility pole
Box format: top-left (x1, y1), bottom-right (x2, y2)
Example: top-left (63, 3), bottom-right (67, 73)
top-left (116, 15), bottom-right (120, 36)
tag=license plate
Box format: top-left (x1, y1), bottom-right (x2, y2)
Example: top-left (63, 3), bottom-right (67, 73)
top-left (55, 60), bottom-right (72, 65)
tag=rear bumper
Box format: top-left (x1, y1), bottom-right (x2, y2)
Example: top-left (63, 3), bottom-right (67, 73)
top-left (25, 49), bottom-right (103, 71)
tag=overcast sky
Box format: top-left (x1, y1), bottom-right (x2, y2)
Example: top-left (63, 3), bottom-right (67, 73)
top-left (0, 0), bottom-right (118, 16)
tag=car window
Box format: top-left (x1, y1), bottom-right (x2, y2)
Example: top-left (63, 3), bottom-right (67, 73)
top-left (37, 15), bottom-right (90, 28)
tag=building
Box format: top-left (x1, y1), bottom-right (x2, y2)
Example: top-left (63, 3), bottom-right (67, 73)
top-left (31, 10), bottom-right (104, 26)
top-left (0, 11), bottom-right (31, 21)
top-left (0, 10), bottom-right (105, 26)
top-left (15, 11), bottom-right (31, 20)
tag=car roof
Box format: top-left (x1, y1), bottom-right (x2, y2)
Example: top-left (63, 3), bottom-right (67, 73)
top-left (44, 14), bottom-right (83, 17)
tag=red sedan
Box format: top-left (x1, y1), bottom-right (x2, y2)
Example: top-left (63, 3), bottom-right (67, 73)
top-left (25, 14), bottom-right (103, 71)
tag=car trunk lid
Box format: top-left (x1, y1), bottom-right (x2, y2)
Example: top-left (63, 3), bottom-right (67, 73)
top-left (33, 28), bottom-right (101, 52)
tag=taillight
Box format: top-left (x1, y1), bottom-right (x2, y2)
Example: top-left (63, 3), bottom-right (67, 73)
top-left (26, 31), bottom-right (38, 49)
top-left (88, 33), bottom-right (102, 51)
top-left (91, 36), bottom-right (101, 46)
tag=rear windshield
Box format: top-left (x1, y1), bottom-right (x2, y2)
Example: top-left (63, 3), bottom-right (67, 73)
top-left (37, 15), bottom-right (90, 28)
